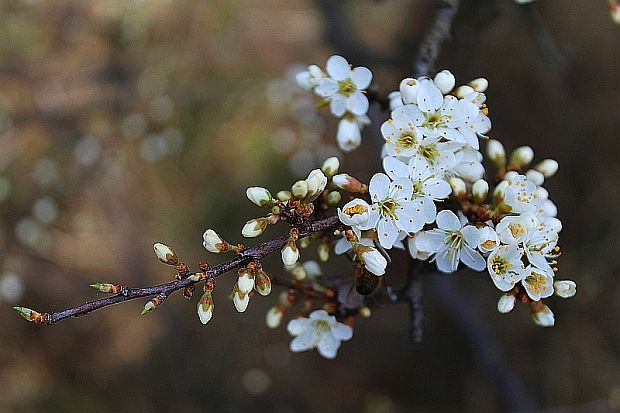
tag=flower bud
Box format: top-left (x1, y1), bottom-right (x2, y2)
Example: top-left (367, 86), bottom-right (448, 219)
top-left (317, 241), bottom-right (330, 262)
top-left (197, 291), bottom-right (214, 324)
top-left (510, 146), bottom-right (535, 168)
top-left (357, 245), bottom-right (387, 276)
top-left (321, 157), bottom-right (340, 177)
top-left (611, 1), bottom-right (620, 24)
top-left (486, 139), bottom-right (506, 168)
top-left (554, 280), bottom-right (576, 298)
top-left (288, 263), bottom-right (307, 281)
top-left (531, 303), bottom-right (555, 327)
top-left (332, 174), bottom-right (365, 193)
top-left (305, 169), bottom-right (328, 200)
top-left (303, 260), bottom-right (322, 279)
top-left (266, 306), bottom-right (284, 328)
top-left (291, 180), bottom-right (309, 199)
top-left (246, 187), bottom-right (272, 207)
top-left (358, 306), bottom-right (372, 318)
top-left (534, 159), bottom-right (559, 178)
top-left (399, 78), bottom-right (420, 104)
top-left (13, 306), bottom-right (44, 323)
top-left (472, 179), bottom-right (489, 203)
top-left (448, 177), bottom-right (467, 198)
top-left (388, 91), bottom-right (404, 110)
top-left (255, 270), bottom-right (272, 296)
top-left (237, 268), bottom-right (255, 295)
top-left (90, 283), bottom-right (123, 294)
top-left (233, 290), bottom-right (250, 312)
top-left (141, 294), bottom-right (165, 315)
top-left (336, 119), bottom-right (361, 152)
top-left (281, 240), bottom-right (300, 266)
top-left (241, 218), bottom-right (268, 238)
top-left (503, 171), bottom-right (518, 181)
top-left (203, 229), bottom-right (228, 253)
top-left (326, 191), bottom-right (342, 206)
top-left (454, 85), bottom-right (474, 99)
top-left (276, 190), bottom-right (292, 202)
top-left (153, 243), bottom-right (179, 266)
top-left (497, 294), bottom-right (516, 313)
top-left (525, 169), bottom-right (545, 186)
top-left (433, 70), bottom-right (456, 94)
top-left (467, 77), bottom-right (489, 92)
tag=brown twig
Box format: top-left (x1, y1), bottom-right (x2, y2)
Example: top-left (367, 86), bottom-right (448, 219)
top-left (26, 214), bottom-right (340, 325)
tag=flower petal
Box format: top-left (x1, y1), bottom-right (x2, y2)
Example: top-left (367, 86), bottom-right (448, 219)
top-left (416, 79), bottom-right (443, 112)
top-left (315, 78), bottom-right (338, 97)
top-left (326, 55), bottom-right (352, 81)
top-left (435, 210), bottom-right (461, 231)
top-left (350, 66), bottom-right (372, 89)
top-left (347, 91), bottom-right (369, 115)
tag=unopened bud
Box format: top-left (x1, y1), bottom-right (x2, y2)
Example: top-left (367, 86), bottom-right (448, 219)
top-left (246, 187), bottom-right (273, 207)
top-left (321, 157), bottom-right (340, 177)
top-left (141, 294), bottom-right (166, 315)
top-left (554, 280), bottom-right (576, 298)
top-left (454, 85), bottom-right (474, 99)
top-left (510, 146), bottom-right (534, 168)
top-left (467, 77), bottom-right (489, 92)
top-left (255, 271), bottom-right (272, 296)
top-left (472, 179), bottom-right (489, 203)
top-left (534, 159), bottom-right (559, 178)
top-left (242, 218), bottom-right (268, 238)
top-left (332, 174), bottom-right (366, 193)
top-left (153, 243), bottom-right (179, 266)
top-left (233, 289), bottom-right (250, 312)
top-left (525, 169), bottom-right (545, 186)
top-left (357, 245), bottom-right (387, 276)
top-left (305, 169), bottom-right (328, 200)
top-left (281, 240), bottom-right (300, 266)
top-left (448, 177), bottom-right (467, 198)
top-left (303, 260), bottom-right (322, 279)
top-left (203, 229), bottom-right (229, 253)
top-left (497, 294), bottom-right (516, 313)
top-left (237, 268), bottom-right (255, 295)
top-left (531, 303), bottom-right (555, 327)
top-left (433, 70), bottom-right (456, 94)
top-left (536, 186), bottom-right (549, 200)
top-left (276, 190), bottom-right (292, 202)
top-left (197, 291), bottom-right (214, 324)
top-left (486, 139), bottom-right (506, 168)
top-left (358, 306), bottom-right (372, 318)
top-left (266, 306), bottom-right (284, 328)
top-left (90, 283), bottom-right (123, 294)
top-left (13, 306), bottom-right (45, 323)
top-left (388, 91), bottom-right (404, 111)
top-left (326, 191), bottom-right (342, 206)
top-left (610, 1), bottom-right (620, 24)
top-left (288, 263), bottom-right (307, 281)
top-left (336, 119), bottom-right (361, 152)
top-left (317, 241), bottom-right (330, 262)
top-left (291, 180), bottom-right (309, 199)
top-left (278, 291), bottom-right (291, 307)
top-left (399, 77), bottom-right (420, 104)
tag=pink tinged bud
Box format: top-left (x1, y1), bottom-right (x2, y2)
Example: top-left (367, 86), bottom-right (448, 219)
top-left (233, 289), bottom-right (250, 312)
top-left (336, 119), bottom-right (361, 153)
top-left (534, 159), bottom-right (559, 178)
top-left (281, 241), bottom-right (300, 266)
top-left (454, 85), bottom-right (474, 99)
top-left (153, 243), bottom-right (179, 266)
top-left (497, 294), bottom-right (516, 313)
top-left (203, 229), bottom-right (227, 253)
top-left (510, 146), bottom-right (535, 168)
top-left (246, 187), bottom-right (273, 207)
top-left (237, 269), bottom-right (255, 295)
top-left (531, 303), bottom-right (555, 327)
top-left (255, 271), bottom-right (272, 296)
top-left (467, 77), bottom-right (489, 93)
top-left (266, 306), bottom-right (284, 328)
top-left (554, 280), bottom-right (576, 298)
top-left (197, 291), bottom-right (214, 324)
top-left (242, 218), bottom-right (268, 238)
top-left (433, 70), bottom-right (456, 94)
top-left (332, 174), bottom-right (364, 193)
top-left (399, 77), bottom-right (420, 104)
top-left (321, 157), bottom-right (340, 177)
top-left (291, 180), bottom-right (309, 199)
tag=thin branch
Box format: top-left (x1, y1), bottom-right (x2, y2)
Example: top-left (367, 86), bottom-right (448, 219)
top-left (397, 261), bottom-right (425, 342)
top-left (30, 214), bottom-right (340, 325)
top-left (413, 0), bottom-right (461, 78)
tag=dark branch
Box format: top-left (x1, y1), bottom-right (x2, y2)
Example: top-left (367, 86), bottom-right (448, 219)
top-left (34, 215), bottom-right (340, 325)
top-left (397, 261), bottom-right (425, 342)
top-left (413, 0), bottom-right (461, 78)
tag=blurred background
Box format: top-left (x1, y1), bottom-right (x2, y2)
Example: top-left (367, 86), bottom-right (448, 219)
top-left (0, 0), bottom-right (619, 412)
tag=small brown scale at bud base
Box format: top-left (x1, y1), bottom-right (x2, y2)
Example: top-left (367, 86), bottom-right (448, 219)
top-left (176, 263), bottom-right (190, 278)
top-left (183, 285), bottom-right (195, 300)
top-left (322, 302), bottom-right (338, 314)
top-left (204, 277), bottom-right (215, 292)
top-left (198, 261), bottom-right (210, 273)
top-left (287, 289), bottom-right (297, 305)
top-left (302, 299), bottom-right (314, 311)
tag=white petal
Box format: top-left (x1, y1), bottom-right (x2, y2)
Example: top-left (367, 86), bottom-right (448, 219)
top-left (290, 330), bottom-right (317, 352)
top-left (330, 94), bottom-right (347, 117)
top-left (415, 230), bottom-right (445, 253)
top-left (461, 225), bottom-right (480, 247)
top-left (377, 218), bottom-right (400, 249)
top-left (315, 78), bottom-right (338, 97)
top-left (287, 317), bottom-right (311, 335)
top-left (350, 66), bottom-right (372, 89)
top-left (347, 91), bottom-right (369, 115)
top-left (416, 79), bottom-right (444, 112)
top-left (331, 323), bottom-right (353, 341)
top-left (392, 104), bottom-right (425, 126)
top-left (369, 173), bottom-right (391, 202)
top-left (326, 55), bottom-right (352, 81)
top-left (435, 210), bottom-right (461, 231)
top-left (460, 245), bottom-right (486, 271)
top-left (317, 332), bottom-right (340, 359)
top-left (435, 248), bottom-right (459, 273)
top-left (382, 156), bottom-right (410, 180)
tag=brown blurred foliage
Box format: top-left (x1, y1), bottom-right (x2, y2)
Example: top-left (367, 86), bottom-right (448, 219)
top-left (0, 0), bottom-right (619, 412)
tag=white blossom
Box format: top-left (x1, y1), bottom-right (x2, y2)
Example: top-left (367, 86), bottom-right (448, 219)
top-left (287, 310), bottom-right (353, 359)
top-left (554, 280), bottom-right (576, 298)
top-left (487, 244), bottom-right (526, 291)
top-left (478, 225), bottom-right (500, 254)
top-left (521, 265), bottom-right (554, 301)
top-left (415, 210), bottom-right (485, 273)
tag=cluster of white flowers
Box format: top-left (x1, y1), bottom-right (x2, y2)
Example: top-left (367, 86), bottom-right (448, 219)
top-left (297, 55), bottom-right (372, 152)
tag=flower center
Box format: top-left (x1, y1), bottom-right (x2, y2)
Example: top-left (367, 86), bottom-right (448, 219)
top-left (524, 271), bottom-right (550, 296)
top-left (508, 223), bottom-right (526, 238)
top-left (338, 79), bottom-right (356, 97)
top-left (446, 231), bottom-right (464, 250)
top-left (396, 133), bottom-right (417, 150)
top-left (418, 144), bottom-right (439, 163)
top-left (423, 112), bottom-right (447, 129)
top-left (344, 204), bottom-right (368, 216)
top-left (312, 319), bottom-right (331, 340)
top-left (379, 198), bottom-right (398, 217)
top-left (490, 255), bottom-right (511, 275)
